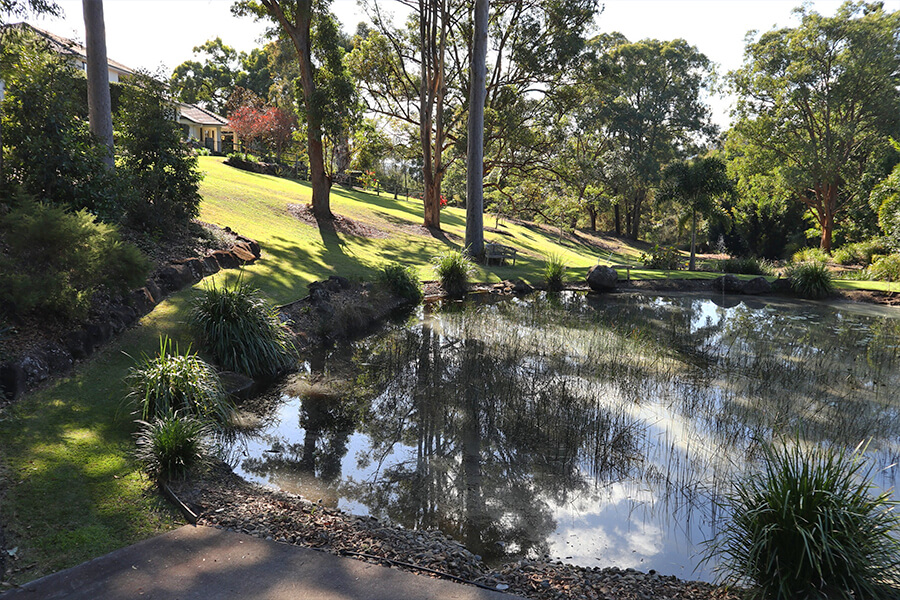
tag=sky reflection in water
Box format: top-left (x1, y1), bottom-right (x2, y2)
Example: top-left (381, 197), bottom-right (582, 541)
top-left (220, 292), bottom-right (900, 582)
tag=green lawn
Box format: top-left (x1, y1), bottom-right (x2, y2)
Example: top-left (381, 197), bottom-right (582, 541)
top-left (0, 156), bottom-right (894, 584)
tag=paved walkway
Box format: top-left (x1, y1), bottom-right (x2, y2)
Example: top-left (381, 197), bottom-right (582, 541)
top-left (1, 526), bottom-right (523, 600)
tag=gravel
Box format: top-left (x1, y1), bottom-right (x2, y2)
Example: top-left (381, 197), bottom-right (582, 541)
top-left (169, 465), bottom-right (743, 600)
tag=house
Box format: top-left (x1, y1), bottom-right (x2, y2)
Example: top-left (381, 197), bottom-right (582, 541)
top-left (1, 22), bottom-right (237, 154)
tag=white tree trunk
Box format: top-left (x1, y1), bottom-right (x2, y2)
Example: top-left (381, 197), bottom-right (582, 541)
top-left (464, 0), bottom-right (488, 258)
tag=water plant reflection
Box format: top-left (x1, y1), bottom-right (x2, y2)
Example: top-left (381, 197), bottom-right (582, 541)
top-left (221, 293), bottom-right (900, 580)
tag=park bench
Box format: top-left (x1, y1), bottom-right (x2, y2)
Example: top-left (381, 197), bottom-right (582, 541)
top-left (485, 242), bottom-right (518, 266)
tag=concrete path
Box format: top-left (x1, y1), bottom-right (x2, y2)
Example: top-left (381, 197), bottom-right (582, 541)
top-left (1, 526), bottom-right (523, 600)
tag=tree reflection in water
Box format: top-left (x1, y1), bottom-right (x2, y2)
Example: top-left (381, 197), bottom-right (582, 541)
top-left (221, 292), bottom-right (900, 577)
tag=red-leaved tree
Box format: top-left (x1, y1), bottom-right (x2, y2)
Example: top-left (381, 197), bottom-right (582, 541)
top-left (228, 105), bottom-right (264, 154)
top-left (259, 107), bottom-right (297, 163)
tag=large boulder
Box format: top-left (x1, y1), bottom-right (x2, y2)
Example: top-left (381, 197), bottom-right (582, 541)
top-left (712, 274), bottom-right (743, 294)
top-left (512, 279), bottom-right (534, 295)
top-left (587, 265), bottom-right (618, 292)
top-left (156, 263), bottom-right (198, 294)
top-left (742, 276), bottom-right (772, 296)
top-left (771, 278), bottom-right (793, 293)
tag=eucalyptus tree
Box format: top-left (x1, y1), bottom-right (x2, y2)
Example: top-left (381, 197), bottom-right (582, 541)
top-left (586, 34), bottom-right (716, 240)
top-left (233, 0), bottom-right (357, 221)
top-left (728, 1), bottom-right (900, 252)
top-left (658, 156), bottom-right (733, 270)
top-left (82, 0), bottom-right (114, 170)
top-left (464, 0), bottom-right (488, 257)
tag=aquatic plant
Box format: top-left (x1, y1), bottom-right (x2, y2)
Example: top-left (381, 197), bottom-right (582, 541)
top-left (376, 263), bottom-right (423, 303)
top-left (710, 440), bottom-right (900, 599)
top-left (190, 276), bottom-right (296, 378)
top-left (433, 249), bottom-right (475, 298)
top-left (127, 336), bottom-right (231, 422)
top-left (134, 412), bottom-right (212, 482)
top-left (543, 254), bottom-right (566, 292)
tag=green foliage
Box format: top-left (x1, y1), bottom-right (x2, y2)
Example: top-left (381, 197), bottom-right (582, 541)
top-left (543, 254), bottom-right (566, 292)
top-left (0, 198), bottom-right (149, 320)
top-left (711, 440), bottom-right (900, 599)
top-left (640, 244), bottom-right (683, 270)
top-left (787, 262), bottom-right (834, 299)
top-left (190, 277), bottom-right (296, 378)
top-left (870, 161), bottom-right (900, 250)
top-left (832, 239), bottom-right (887, 266)
top-left (1, 34), bottom-right (121, 219)
top-left (134, 412), bottom-right (212, 482)
top-left (791, 247), bottom-right (829, 265)
top-left (715, 257), bottom-right (773, 276)
top-left (376, 264), bottom-right (423, 304)
top-left (116, 73), bottom-right (203, 233)
top-left (866, 254), bottom-right (900, 282)
top-left (433, 249), bottom-right (475, 298)
top-left (128, 337), bottom-right (230, 422)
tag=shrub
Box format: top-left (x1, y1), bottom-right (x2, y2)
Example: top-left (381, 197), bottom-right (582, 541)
top-left (376, 263), bottom-right (423, 304)
top-left (832, 240), bottom-right (887, 267)
top-left (640, 244), bottom-right (683, 270)
top-left (127, 336), bottom-right (231, 422)
top-left (190, 277), bottom-right (296, 378)
top-left (710, 440), bottom-right (900, 599)
top-left (433, 249), bottom-right (475, 298)
top-left (715, 257), bottom-right (773, 276)
top-left (791, 247), bottom-right (829, 265)
top-left (116, 72), bottom-right (203, 233)
top-left (0, 198), bottom-right (150, 320)
top-left (1, 35), bottom-right (122, 219)
top-left (544, 254), bottom-right (566, 292)
top-left (867, 254), bottom-right (900, 282)
top-left (787, 262), bottom-right (834, 299)
top-left (134, 412), bottom-right (212, 482)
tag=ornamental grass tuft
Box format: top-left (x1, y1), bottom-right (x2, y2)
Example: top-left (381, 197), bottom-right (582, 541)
top-left (127, 336), bottom-right (231, 422)
top-left (709, 440), bottom-right (900, 600)
top-left (786, 261), bottom-right (834, 299)
top-left (433, 249), bottom-right (475, 298)
top-left (190, 276), bottom-right (296, 378)
top-left (543, 254), bottom-right (566, 292)
top-left (134, 412), bottom-right (212, 482)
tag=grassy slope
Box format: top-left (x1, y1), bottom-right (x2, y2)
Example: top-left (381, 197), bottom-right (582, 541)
top-left (1, 157), bottom-right (894, 584)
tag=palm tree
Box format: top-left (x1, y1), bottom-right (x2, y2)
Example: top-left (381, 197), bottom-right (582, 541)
top-left (659, 156), bottom-right (733, 270)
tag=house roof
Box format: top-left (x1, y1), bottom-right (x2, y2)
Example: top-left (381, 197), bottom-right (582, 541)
top-left (6, 22), bottom-right (135, 75)
top-left (178, 103), bottom-right (229, 127)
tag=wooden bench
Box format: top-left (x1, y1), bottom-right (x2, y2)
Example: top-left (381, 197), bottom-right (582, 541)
top-left (485, 243), bottom-right (517, 266)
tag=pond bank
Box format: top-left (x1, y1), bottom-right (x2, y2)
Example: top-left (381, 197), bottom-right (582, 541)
top-left (170, 466), bottom-right (741, 600)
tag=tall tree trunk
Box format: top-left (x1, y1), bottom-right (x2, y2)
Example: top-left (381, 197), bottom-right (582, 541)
top-left (464, 0), bottom-right (488, 258)
top-left (819, 183), bottom-right (837, 253)
top-left (614, 203), bottom-right (621, 236)
top-left (262, 0), bottom-right (332, 220)
top-left (419, 0), bottom-right (447, 229)
top-left (82, 0), bottom-right (114, 171)
top-left (689, 208), bottom-right (697, 271)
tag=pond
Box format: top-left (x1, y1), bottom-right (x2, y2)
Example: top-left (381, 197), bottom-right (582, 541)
top-left (219, 292), bottom-right (900, 582)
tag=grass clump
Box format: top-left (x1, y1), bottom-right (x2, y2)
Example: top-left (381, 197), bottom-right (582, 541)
top-left (787, 262), bottom-right (834, 299)
top-left (791, 247), bottom-right (829, 265)
top-left (433, 249), bottom-right (475, 298)
top-left (832, 240), bottom-right (886, 267)
top-left (715, 257), bottom-right (773, 276)
top-left (544, 254), bottom-right (566, 292)
top-left (711, 440), bottom-right (900, 599)
top-left (866, 254), bottom-right (900, 282)
top-left (190, 277), bottom-right (296, 378)
top-left (376, 263), bottom-right (423, 303)
top-left (134, 412), bottom-right (212, 482)
top-left (128, 336), bottom-right (231, 422)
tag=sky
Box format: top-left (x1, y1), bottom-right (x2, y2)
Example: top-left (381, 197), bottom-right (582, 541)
top-left (24, 0), bottom-right (900, 128)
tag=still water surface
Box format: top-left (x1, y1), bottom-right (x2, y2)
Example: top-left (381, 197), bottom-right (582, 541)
top-left (220, 292), bottom-right (900, 581)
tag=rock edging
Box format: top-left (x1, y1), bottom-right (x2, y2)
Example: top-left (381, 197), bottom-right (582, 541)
top-left (0, 234), bottom-right (262, 404)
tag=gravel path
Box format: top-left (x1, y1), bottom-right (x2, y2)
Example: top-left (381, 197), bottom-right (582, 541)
top-left (170, 466), bottom-right (743, 600)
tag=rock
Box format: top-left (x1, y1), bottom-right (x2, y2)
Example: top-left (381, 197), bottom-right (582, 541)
top-left (86, 322), bottom-right (114, 347)
top-left (742, 276), bottom-right (772, 295)
top-left (145, 280), bottom-right (163, 304)
top-left (771, 277), bottom-right (793, 293)
top-left (156, 263), bottom-right (198, 294)
top-left (236, 235), bottom-right (261, 258)
top-left (20, 354), bottom-right (49, 387)
top-left (232, 243), bottom-right (257, 263)
top-left (63, 330), bottom-right (93, 360)
top-left (220, 371), bottom-right (257, 402)
top-left (712, 274), bottom-right (744, 293)
top-left (212, 250), bottom-right (240, 270)
top-left (513, 279), bottom-right (534, 295)
top-left (39, 343), bottom-right (73, 376)
top-left (201, 255), bottom-right (221, 276)
top-left (131, 287), bottom-right (157, 317)
top-left (587, 265), bottom-right (618, 292)
top-left (179, 257), bottom-right (206, 280)
top-left (0, 362), bottom-right (25, 401)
